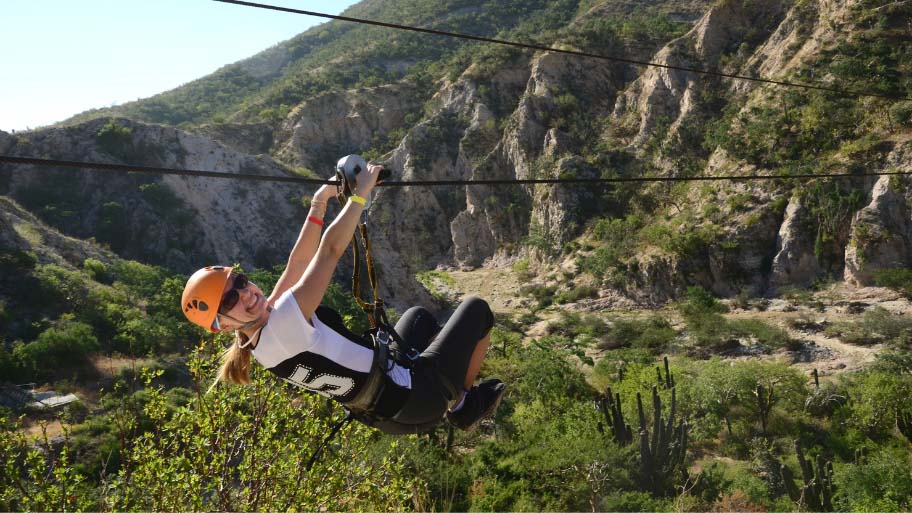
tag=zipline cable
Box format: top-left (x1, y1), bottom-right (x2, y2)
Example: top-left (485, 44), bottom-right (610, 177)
top-left (212, 0), bottom-right (911, 102)
top-left (2, 155), bottom-right (910, 186)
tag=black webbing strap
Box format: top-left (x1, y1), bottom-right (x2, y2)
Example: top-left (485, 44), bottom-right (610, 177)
top-left (305, 409), bottom-right (353, 471)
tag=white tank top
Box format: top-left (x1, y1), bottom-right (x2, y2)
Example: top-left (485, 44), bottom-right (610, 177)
top-left (252, 290), bottom-right (411, 402)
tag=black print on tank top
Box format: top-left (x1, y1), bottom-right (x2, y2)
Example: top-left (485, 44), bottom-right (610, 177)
top-left (283, 364), bottom-right (355, 398)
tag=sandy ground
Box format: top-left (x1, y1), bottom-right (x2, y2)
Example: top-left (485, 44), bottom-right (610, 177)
top-left (438, 266), bottom-right (911, 376)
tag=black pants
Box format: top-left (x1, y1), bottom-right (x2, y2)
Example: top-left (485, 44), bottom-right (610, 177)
top-left (387, 297), bottom-right (494, 428)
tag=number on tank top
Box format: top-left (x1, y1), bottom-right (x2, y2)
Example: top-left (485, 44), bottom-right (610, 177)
top-left (284, 364), bottom-right (355, 398)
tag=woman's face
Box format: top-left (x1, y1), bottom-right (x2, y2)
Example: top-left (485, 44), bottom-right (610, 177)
top-left (218, 274), bottom-right (268, 328)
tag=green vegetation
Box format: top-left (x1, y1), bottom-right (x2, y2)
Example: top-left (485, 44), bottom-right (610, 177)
top-left (6, 0), bottom-right (912, 509)
top-left (678, 287), bottom-right (793, 354)
top-left (95, 120), bottom-right (134, 159)
top-left (874, 267), bottom-right (912, 298)
top-left (825, 306), bottom-right (912, 347)
top-left (2, 256), bottom-right (911, 510)
top-left (416, 270), bottom-right (456, 306)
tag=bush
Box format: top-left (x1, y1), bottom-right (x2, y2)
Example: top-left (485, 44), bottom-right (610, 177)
top-left (600, 491), bottom-right (670, 512)
top-left (599, 316), bottom-right (677, 353)
top-left (834, 445), bottom-right (912, 511)
top-left (727, 318), bottom-right (792, 350)
top-left (836, 369), bottom-right (912, 439)
top-left (554, 284), bottom-right (598, 304)
top-left (825, 306), bottom-right (912, 346)
top-left (679, 286), bottom-right (729, 317)
top-left (546, 311), bottom-right (608, 340)
top-left (889, 100), bottom-right (912, 127)
top-left (873, 267), bottom-right (912, 298)
top-left (519, 284), bottom-right (557, 309)
top-left (13, 320), bottom-right (100, 381)
top-left (83, 258), bottom-right (109, 283)
top-left (96, 120), bottom-right (133, 159)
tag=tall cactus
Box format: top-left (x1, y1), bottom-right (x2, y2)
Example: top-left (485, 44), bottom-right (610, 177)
top-left (781, 441), bottom-right (834, 511)
top-left (655, 356), bottom-right (674, 389)
top-left (598, 387), bottom-right (633, 445)
top-left (756, 384), bottom-right (774, 435)
top-left (636, 386), bottom-right (688, 496)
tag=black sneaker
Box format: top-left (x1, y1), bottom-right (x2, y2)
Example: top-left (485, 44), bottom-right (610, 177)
top-left (446, 378), bottom-right (506, 431)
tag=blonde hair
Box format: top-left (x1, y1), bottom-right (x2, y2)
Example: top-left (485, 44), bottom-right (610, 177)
top-left (214, 332), bottom-right (253, 387)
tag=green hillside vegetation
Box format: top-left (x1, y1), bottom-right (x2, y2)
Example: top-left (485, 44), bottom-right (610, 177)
top-left (60, 0), bottom-right (705, 131)
top-left (3, 271), bottom-right (912, 510)
top-left (4, 0), bottom-right (912, 510)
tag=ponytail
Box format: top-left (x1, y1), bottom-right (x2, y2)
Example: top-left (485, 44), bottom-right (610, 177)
top-left (213, 332), bottom-right (253, 387)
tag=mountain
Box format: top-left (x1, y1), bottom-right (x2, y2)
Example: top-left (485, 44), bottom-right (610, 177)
top-left (1, 0), bottom-right (910, 311)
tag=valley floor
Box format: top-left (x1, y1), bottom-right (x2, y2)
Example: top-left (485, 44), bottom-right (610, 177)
top-left (440, 265), bottom-right (912, 378)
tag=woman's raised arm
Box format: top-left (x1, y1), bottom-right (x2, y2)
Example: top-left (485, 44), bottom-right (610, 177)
top-left (268, 181), bottom-right (338, 304)
top-left (290, 163), bottom-right (383, 321)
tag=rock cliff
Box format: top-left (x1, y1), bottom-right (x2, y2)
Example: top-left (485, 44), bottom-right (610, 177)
top-left (5, 0), bottom-right (911, 309)
top-left (0, 118), bottom-right (307, 273)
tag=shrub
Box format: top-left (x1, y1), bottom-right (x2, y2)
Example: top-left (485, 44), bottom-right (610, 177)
top-left (546, 311), bottom-right (608, 340)
top-left (727, 318), bottom-right (792, 350)
top-left (554, 284), bottom-right (598, 304)
top-left (825, 306), bottom-right (912, 346)
top-left (96, 120), bottom-right (133, 159)
top-left (83, 258), bottom-right (109, 283)
top-left (889, 100), bottom-right (912, 127)
top-left (836, 369), bottom-right (912, 439)
top-left (834, 445), bottom-right (912, 511)
top-left (519, 284), bottom-right (557, 309)
top-left (512, 258), bottom-right (533, 280)
top-left (13, 320), bottom-right (100, 381)
top-left (599, 316), bottom-right (677, 353)
top-left (679, 286), bottom-right (730, 316)
top-left (873, 267), bottom-right (912, 298)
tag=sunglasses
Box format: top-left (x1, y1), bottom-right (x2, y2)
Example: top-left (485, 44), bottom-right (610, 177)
top-left (219, 273), bottom-right (249, 314)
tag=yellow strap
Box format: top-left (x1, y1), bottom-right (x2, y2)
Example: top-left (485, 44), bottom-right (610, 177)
top-left (349, 194), bottom-right (366, 205)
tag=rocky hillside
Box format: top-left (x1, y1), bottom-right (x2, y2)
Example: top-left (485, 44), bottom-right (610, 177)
top-left (2, 0), bottom-right (910, 310)
top-left (0, 118), bottom-right (309, 272)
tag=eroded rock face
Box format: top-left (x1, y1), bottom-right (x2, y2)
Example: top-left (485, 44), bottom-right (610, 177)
top-left (2, 118), bottom-right (305, 273)
top-left (276, 84), bottom-right (422, 171)
top-left (770, 195), bottom-right (821, 289)
top-left (192, 123), bottom-right (274, 156)
top-left (612, 0), bottom-right (786, 153)
top-left (845, 146), bottom-right (912, 285)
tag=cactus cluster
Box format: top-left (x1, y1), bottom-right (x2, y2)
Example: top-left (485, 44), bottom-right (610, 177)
top-left (636, 386), bottom-right (688, 496)
top-left (598, 387), bottom-right (633, 445)
top-left (781, 441), bottom-right (834, 512)
top-left (597, 358), bottom-right (689, 497)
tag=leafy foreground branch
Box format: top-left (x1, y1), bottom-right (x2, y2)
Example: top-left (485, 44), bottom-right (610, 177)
top-left (0, 343), bottom-right (415, 512)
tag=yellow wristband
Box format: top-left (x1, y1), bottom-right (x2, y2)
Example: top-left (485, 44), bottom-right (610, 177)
top-left (349, 194), bottom-right (367, 206)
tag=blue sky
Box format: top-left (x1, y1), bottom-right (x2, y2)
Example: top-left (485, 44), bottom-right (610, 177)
top-left (0, 0), bottom-right (359, 132)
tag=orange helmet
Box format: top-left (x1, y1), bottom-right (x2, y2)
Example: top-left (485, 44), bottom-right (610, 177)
top-left (182, 266), bottom-right (232, 332)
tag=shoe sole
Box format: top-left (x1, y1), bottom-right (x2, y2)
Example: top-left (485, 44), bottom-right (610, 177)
top-left (463, 384), bottom-right (506, 433)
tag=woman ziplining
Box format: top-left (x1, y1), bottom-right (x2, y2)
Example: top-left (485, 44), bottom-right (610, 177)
top-left (180, 157), bottom-right (506, 435)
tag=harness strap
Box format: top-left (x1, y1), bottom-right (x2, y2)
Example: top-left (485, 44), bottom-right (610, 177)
top-left (305, 409), bottom-right (353, 472)
top-left (342, 329), bottom-right (391, 412)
